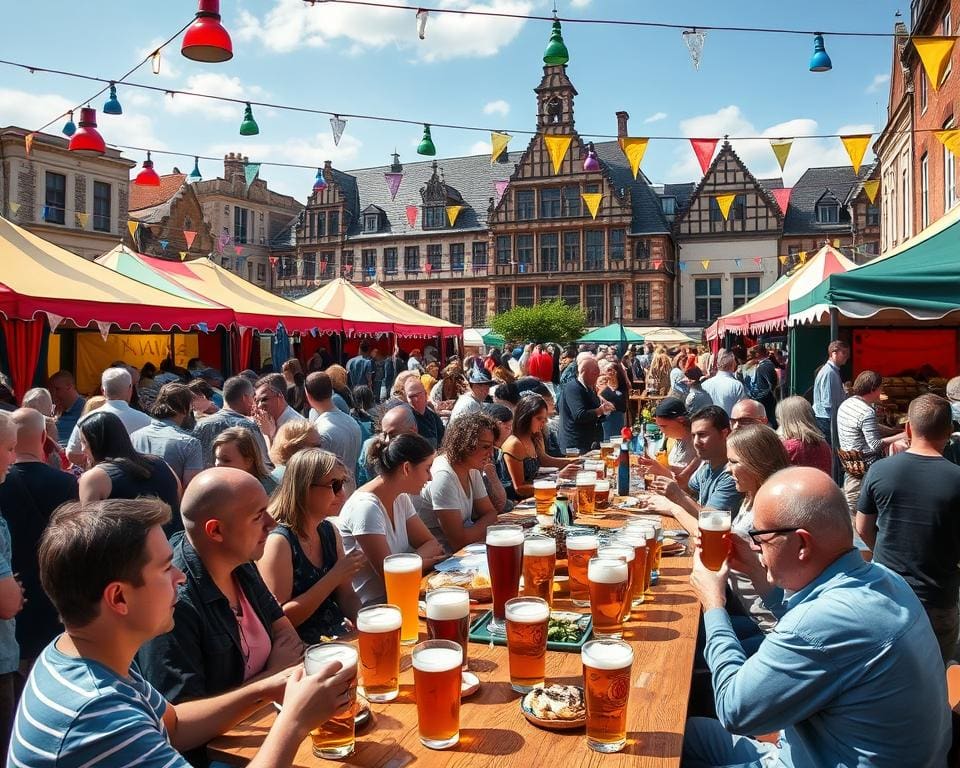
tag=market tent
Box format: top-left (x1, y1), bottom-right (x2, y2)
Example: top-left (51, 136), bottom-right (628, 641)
top-left (363, 282), bottom-right (463, 340)
top-left (578, 323), bottom-right (645, 344)
top-left (626, 327), bottom-right (699, 345)
top-left (482, 330), bottom-right (505, 347)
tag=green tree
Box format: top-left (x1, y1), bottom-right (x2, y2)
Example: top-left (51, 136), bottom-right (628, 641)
top-left (490, 300), bottom-right (587, 344)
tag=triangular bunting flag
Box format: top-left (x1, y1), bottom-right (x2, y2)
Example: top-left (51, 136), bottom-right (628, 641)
top-left (197, 322), bottom-right (209, 334)
top-left (779, 255), bottom-right (788, 265)
top-left (45, 312), bottom-right (64, 333)
top-left (772, 187), bottom-right (792, 214)
top-left (618, 137), bottom-right (649, 179)
top-left (234, 245), bottom-right (243, 256)
top-left (678, 262), bottom-right (688, 271)
top-left (652, 259), bottom-right (663, 270)
top-left (179, 251), bottom-right (188, 262)
top-left (862, 179), bottom-right (880, 204)
top-left (690, 138), bottom-right (719, 175)
top-left (424, 261), bottom-right (433, 274)
top-left (936, 128), bottom-right (960, 157)
top-left (160, 239), bottom-right (169, 250)
top-left (97, 321), bottom-right (111, 342)
top-left (543, 135), bottom-right (572, 174)
top-left (832, 239), bottom-right (841, 248)
top-left (769, 139), bottom-right (792, 172)
top-left (700, 259), bottom-right (711, 270)
top-left (734, 259), bottom-right (741, 267)
top-left (490, 132), bottom-right (511, 164)
top-left (841, 134), bottom-right (872, 174)
top-left (75, 212), bottom-right (89, 227)
top-left (494, 180), bottom-right (509, 206)
top-left (244, 162), bottom-right (261, 190)
top-left (127, 220), bottom-right (139, 239)
top-left (384, 172), bottom-right (403, 200)
top-left (269, 256), bottom-right (279, 268)
top-left (582, 193), bottom-right (602, 220)
top-left (798, 251), bottom-right (808, 264)
top-left (715, 193), bottom-right (736, 220)
top-left (24, 133), bottom-right (34, 156)
top-left (41, 206), bottom-right (50, 220)
top-left (406, 205), bottom-right (418, 228)
top-left (446, 205), bottom-right (463, 227)
top-left (183, 230), bottom-right (197, 249)
top-left (8, 203), bottom-right (19, 215)
top-left (330, 115), bottom-right (346, 146)
top-left (914, 37), bottom-right (956, 91)
top-left (753, 257), bottom-right (763, 266)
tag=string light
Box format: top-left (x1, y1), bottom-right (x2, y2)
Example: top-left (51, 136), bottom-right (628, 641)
top-left (150, 50), bottom-right (162, 75)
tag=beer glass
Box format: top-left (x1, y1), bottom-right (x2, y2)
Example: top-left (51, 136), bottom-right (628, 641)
top-left (304, 643), bottom-right (359, 759)
top-left (485, 524), bottom-right (524, 635)
top-left (533, 479), bottom-right (557, 517)
top-left (564, 448), bottom-right (581, 459)
top-left (604, 445), bottom-right (620, 478)
top-left (615, 532), bottom-right (649, 608)
top-left (699, 510), bottom-right (732, 571)
top-left (576, 471), bottom-right (597, 516)
top-left (597, 545), bottom-right (634, 621)
top-left (587, 557), bottom-right (629, 638)
top-left (356, 604), bottom-right (402, 702)
top-left (586, 460), bottom-right (605, 481)
top-left (625, 521), bottom-right (656, 594)
top-left (522, 535), bottom-right (557, 606)
top-left (425, 587), bottom-right (470, 670)
top-left (566, 532), bottom-right (599, 607)
top-left (582, 639), bottom-right (634, 753)
top-left (383, 552), bottom-right (422, 645)
top-left (637, 516), bottom-right (665, 583)
top-left (412, 639), bottom-right (463, 749)
top-left (599, 441), bottom-right (613, 466)
top-left (505, 596), bottom-right (550, 692)
top-left (594, 480), bottom-right (611, 510)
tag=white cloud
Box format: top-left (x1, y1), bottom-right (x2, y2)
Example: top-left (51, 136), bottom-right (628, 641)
top-left (570, 0), bottom-right (592, 6)
top-left (644, 111), bottom-right (668, 124)
top-left (236, 0), bottom-right (535, 62)
top-left (469, 139), bottom-right (492, 155)
top-left (164, 74), bottom-right (269, 121)
top-left (866, 73), bottom-right (890, 93)
top-left (483, 99), bottom-right (510, 117)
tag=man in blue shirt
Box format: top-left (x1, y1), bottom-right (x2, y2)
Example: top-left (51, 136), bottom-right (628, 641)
top-left (48, 371), bottom-right (86, 447)
top-left (812, 339), bottom-right (849, 443)
top-left (683, 466), bottom-right (950, 768)
top-left (701, 352), bottom-right (745, 418)
top-left (346, 341), bottom-right (374, 389)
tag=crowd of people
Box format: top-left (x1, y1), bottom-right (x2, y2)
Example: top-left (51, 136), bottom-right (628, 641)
top-left (0, 335), bottom-right (955, 766)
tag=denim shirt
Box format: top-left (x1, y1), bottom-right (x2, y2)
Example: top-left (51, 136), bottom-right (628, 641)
top-left (702, 549), bottom-right (950, 767)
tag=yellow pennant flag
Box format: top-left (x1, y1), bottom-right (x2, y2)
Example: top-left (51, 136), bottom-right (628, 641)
top-left (715, 193), bottom-right (736, 220)
top-left (127, 220), bottom-right (139, 239)
top-left (581, 193), bottom-right (602, 220)
top-left (490, 132), bottom-right (511, 164)
top-left (618, 137), bottom-right (649, 179)
top-left (914, 37), bottom-right (956, 91)
top-left (543, 135), bottom-right (572, 174)
top-left (798, 251), bottom-right (808, 263)
top-left (445, 205), bottom-right (463, 227)
top-left (862, 179), bottom-right (880, 204)
top-left (75, 212), bottom-right (89, 227)
top-left (832, 239), bottom-right (841, 248)
top-left (769, 139), bottom-right (792, 172)
top-left (8, 203), bottom-right (20, 215)
top-left (841, 134), bottom-right (872, 174)
top-left (24, 133), bottom-right (35, 156)
top-left (179, 251), bottom-right (188, 262)
top-left (935, 129), bottom-right (960, 157)
top-left (779, 255), bottom-right (789, 265)
top-left (700, 260), bottom-right (711, 270)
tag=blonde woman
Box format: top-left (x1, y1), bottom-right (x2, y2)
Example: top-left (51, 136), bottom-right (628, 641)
top-left (260, 448), bottom-right (365, 643)
top-left (390, 370), bottom-right (420, 402)
top-left (324, 364), bottom-right (353, 413)
top-left (269, 420), bottom-right (321, 484)
top-left (212, 426), bottom-right (277, 494)
top-left (645, 348), bottom-right (673, 396)
top-left (776, 395), bottom-right (832, 474)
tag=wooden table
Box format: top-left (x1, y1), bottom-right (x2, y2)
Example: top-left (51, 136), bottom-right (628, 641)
top-left (208, 514), bottom-right (700, 767)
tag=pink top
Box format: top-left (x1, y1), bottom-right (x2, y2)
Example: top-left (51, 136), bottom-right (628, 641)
top-left (236, 585), bottom-right (272, 681)
top-left (782, 437), bottom-right (833, 475)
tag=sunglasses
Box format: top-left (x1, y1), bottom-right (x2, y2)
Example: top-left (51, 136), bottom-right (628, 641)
top-left (312, 478), bottom-right (344, 494)
top-left (746, 526), bottom-right (799, 546)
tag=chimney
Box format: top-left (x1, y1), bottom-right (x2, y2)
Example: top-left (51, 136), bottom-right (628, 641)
top-left (616, 111), bottom-right (629, 139)
top-left (223, 152), bottom-right (244, 185)
top-left (390, 151), bottom-right (402, 173)
top-left (323, 160), bottom-right (333, 173)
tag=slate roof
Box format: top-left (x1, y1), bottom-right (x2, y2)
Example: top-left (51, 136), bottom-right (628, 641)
top-left (783, 164), bottom-right (876, 235)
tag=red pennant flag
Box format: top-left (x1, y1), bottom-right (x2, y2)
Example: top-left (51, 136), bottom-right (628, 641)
top-left (753, 256), bottom-right (763, 266)
top-left (183, 230), bottom-right (197, 249)
top-left (269, 257), bottom-right (278, 268)
top-left (652, 259), bottom-right (663, 270)
top-left (320, 259), bottom-right (328, 274)
top-left (424, 262), bottom-right (433, 274)
top-left (405, 205), bottom-right (418, 228)
top-left (772, 187), bottom-right (792, 213)
top-left (234, 245), bottom-right (243, 256)
top-left (690, 138), bottom-right (718, 175)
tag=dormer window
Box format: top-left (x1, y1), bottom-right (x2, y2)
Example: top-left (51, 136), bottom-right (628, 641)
top-left (816, 200), bottom-right (840, 223)
top-left (660, 196), bottom-right (676, 218)
top-left (423, 205), bottom-right (445, 230)
top-left (364, 213), bottom-right (379, 233)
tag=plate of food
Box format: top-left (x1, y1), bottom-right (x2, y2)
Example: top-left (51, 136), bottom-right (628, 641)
top-left (615, 496), bottom-right (639, 508)
top-left (520, 684), bottom-right (586, 731)
top-left (422, 569), bottom-right (491, 602)
top-left (661, 537), bottom-right (687, 556)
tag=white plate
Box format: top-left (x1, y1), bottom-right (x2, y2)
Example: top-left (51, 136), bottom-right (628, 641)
top-left (464, 543), bottom-right (487, 555)
top-left (616, 496), bottom-right (639, 508)
top-left (536, 467), bottom-right (559, 476)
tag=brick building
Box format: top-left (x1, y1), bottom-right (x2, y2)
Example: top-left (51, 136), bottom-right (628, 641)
top-left (128, 171), bottom-right (214, 259)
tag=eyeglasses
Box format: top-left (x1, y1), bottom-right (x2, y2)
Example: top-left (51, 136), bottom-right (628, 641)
top-left (747, 526), bottom-right (800, 546)
top-left (730, 417), bottom-right (761, 427)
top-left (312, 478), bottom-right (344, 494)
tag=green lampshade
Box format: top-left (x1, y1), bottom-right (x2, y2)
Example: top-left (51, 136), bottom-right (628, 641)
top-left (239, 103), bottom-right (259, 136)
top-left (417, 124), bottom-right (436, 156)
top-left (543, 19), bottom-right (569, 66)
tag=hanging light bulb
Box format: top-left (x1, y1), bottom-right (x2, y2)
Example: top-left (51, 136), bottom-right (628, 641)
top-left (543, 15), bottom-right (569, 66)
top-left (103, 83), bottom-right (123, 115)
top-left (188, 156), bottom-right (203, 183)
top-left (416, 9), bottom-right (428, 40)
top-left (150, 50), bottom-right (162, 75)
top-left (134, 152), bottom-right (161, 187)
top-left (61, 111), bottom-right (76, 137)
top-left (239, 103), bottom-right (259, 136)
top-left (68, 107), bottom-right (106, 156)
top-left (583, 142), bottom-right (600, 172)
top-left (809, 33), bottom-right (832, 72)
top-left (417, 124), bottom-right (436, 156)
top-left (182, 0), bottom-right (233, 63)
top-left (313, 167), bottom-right (328, 193)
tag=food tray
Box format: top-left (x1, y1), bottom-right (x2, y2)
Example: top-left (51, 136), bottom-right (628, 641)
top-left (468, 610), bottom-right (592, 651)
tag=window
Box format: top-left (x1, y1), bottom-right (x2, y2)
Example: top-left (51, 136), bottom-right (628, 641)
top-left (426, 289), bottom-right (442, 317)
top-left (423, 205), bottom-right (445, 230)
top-left (562, 284), bottom-right (581, 307)
top-left (471, 288), bottom-right (488, 326)
top-left (635, 283), bottom-right (651, 320)
top-left (341, 250), bottom-right (354, 277)
top-left (540, 285), bottom-right (559, 303)
top-left (562, 185), bottom-right (581, 217)
top-left (279, 256), bottom-right (295, 279)
top-left (44, 172), bottom-right (66, 224)
top-left (364, 213), bottom-right (379, 233)
top-left (516, 190), bottom-right (535, 221)
top-left (405, 290), bottom-right (422, 310)
top-left (539, 233), bottom-right (559, 272)
top-left (93, 181), bottom-right (111, 232)
top-left (921, 153), bottom-right (929, 229)
top-left (585, 284), bottom-right (604, 325)
top-left (585, 231), bottom-right (604, 270)
top-left (660, 196), bottom-right (676, 217)
top-left (516, 234), bottom-right (534, 273)
top-left (320, 251), bottom-right (335, 278)
top-left (695, 277), bottom-right (722, 323)
top-left (472, 242), bottom-right (488, 271)
top-left (448, 289), bottom-right (465, 325)
top-left (303, 252), bottom-right (316, 279)
top-left (315, 212), bottom-right (326, 238)
top-left (866, 204), bottom-right (880, 226)
top-left (450, 243), bottom-right (465, 271)
top-left (903, 168), bottom-right (911, 238)
top-left (634, 240), bottom-right (650, 269)
top-left (563, 231), bottom-right (580, 268)
top-left (516, 286), bottom-right (535, 307)
top-left (404, 246), bottom-right (420, 272)
top-left (732, 275), bottom-right (761, 309)
top-left (234, 206), bottom-right (249, 243)
top-left (815, 200), bottom-right (840, 224)
top-left (945, 118), bottom-right (957, 211)
top-left (384, 247), bottom-right (398, 274)
top-left (711, 194), bottom-right (745, 222)
top-left (862, 241), bottom-right (880, 257)
top-left (540, 188), bottom-right (561, 218)
top-left (943, 11), bottom-right (953, 84)
top-left (328, 210), bottom-right (339, 236)
top-left (427, 244), bottom-right (442, 272)
top-left (306, 212), bottom-right (313, 240)
top-left (496, 286), bottom-right (512, 315)
top-left (361, 249), bottom-right (376, 277)
top-left (247, 260), bottom-right (253, 282)
top-left (496, 236), bottom-right (511, 265)
top-left (256, 263), bottom-right (266, 282)
top-left (609, 229), bottom-right (625, 261)
top-left (609, 283), bottom-right (624, 321)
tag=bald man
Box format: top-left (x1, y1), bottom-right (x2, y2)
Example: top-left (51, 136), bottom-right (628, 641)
top-left (683, 466), bottom-right (950, 768)
top-left (730, 398), bottom-right (768, 430)
top-left (559, 354), bottom-right (615, 453)
top-left (357, 405), bottom-right (418, 484)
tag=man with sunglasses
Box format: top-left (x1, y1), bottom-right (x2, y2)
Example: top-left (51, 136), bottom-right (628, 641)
top-left (729, 398), bottom-right (768, 430)
top-left (683, 466), bottom-right (950, 768)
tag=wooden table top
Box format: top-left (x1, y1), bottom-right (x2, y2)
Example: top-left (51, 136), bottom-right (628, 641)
top-left (207, 513), bottom-right (700, 767)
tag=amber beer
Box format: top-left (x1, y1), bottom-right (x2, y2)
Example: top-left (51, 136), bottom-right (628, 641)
top-left (597, 545), bottom-right (634, 621)
top-left (413, 639), bottom-right (463, 750)
top-left (576, 471), bottom-right (597, 516)
top-left (356, 604), bottom-right (402, 702)
top-left (594, 480), bottom-right (611, 510)
top-left (304, 643), bottom-right (359, 759)
top-left (588, 558), bottom-right (630, 638)
top-left (582, 639), bottom-right (634, 753)
top-left (566, 533), bottom-right (599, 607)
top-left (485, 524), bottom-right (524, 634)
top-left (699, 510), bottom-right (732, 571)
top-left (625, 521), bottom-right (656, 594)
top-left (505, 597), bottom-right (550, 692)
top-left (599, 441), bottom-right (613, 464)
top-left (533, 479), bottom-right (557, 517)
top-left (425, 587), bottom-right (470, 670)
top-left (383, 552), bottom-right (422, 645)
top-left (639, 516), bottom-right (665, 582)
top-left (615, 532), bottom-right (649, 608)
top-left (522, 535), bottom-right (557, 606)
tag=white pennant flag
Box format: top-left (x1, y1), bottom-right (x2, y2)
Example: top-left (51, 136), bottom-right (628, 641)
top-left (330, 116), bottom-right (346, 147)
top-left (45, 312), bottom-right (65, 333)
top-left (97, 321), bottom-right (111, 341)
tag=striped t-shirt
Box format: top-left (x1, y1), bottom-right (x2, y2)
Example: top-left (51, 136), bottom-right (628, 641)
top-left (8, 640), bottom-right (189, 768)
top-left (837, 395), bottom-right (884, 462)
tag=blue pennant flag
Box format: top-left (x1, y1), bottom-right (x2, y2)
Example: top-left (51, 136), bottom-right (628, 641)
top-left (519, 263), bottom-right (526, 273)
top-left (196, 322), bottom-right (209, 333)
top-left (679, 261), bottom-right (688, 271)
top-left (160, 239), bottom-right (169, 250)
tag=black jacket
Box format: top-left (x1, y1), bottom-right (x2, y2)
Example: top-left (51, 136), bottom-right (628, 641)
top-left (558, 378), bottom-right (603, 453)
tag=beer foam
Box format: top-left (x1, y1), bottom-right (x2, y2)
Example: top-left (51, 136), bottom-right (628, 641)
top-left (356, 606), bottom-right (402, 633)
top-left (597, 546), bottom-right (634, 563)
top-left (576, 472), bottom-right (597, 486)
top-left (581, 640), bottom-right (634, 670)
top-left (383, 553), bottom-right (422, 573)
top-left (486, 527), bottom-right (524, 547)
top-left (412, 645), bottom-right (462, 672)
top-left (587, 558), bottom-right (628, 584)
top-left (595, 480), bottom-right (611, 491)
top-left (534, 479), bottom-right (556, 489)
top-left (523, 538), bottom-right (557, 557)
top-left (700, 513), bottom-right (731, 532)
top-left (566, 534), bottom-right (599, 551)
top-left (505, 600), bottom-right (550, 623)
top-left (305, 644), bottom-right (358, 674)
top-left (425, 590), bottom-right (469, 620)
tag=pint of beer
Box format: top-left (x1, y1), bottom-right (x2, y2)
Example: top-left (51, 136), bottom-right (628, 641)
top-left (522, 535), bottom-right (557, 606)
top-left (533, 479), bottom-right (557, 517)
top-left (585, 461), bottom-right (605, 481)
top-left (576, 471), bottom-right (597, 516)
top-left (485, 524), bottom-right (524, 634)
top-left (624, 521), bottom-right (656, 594)
top-left (425, 587), bottom-right (470, 670)
top-left (566, 533), bottom-right (599, 607)
top-left (383, 552), bottom-right (422, 645)
top-left (599, 442), bottom-right (613, 464)
top-left (597, 545), bottom-right (634, 621)
top-left (304, 643), bottom-right (359, 759)
top-left (594, 480), bottom-right (611, 510)
top-left (638, 516), bottom-right (665, 582)
top-left (587, 557), bottom-right (629, 639)
top-left (615, 533), bottom-right (649, 608)
top-left (412, 639), bottom-right (463, 750)
top-left (699, 510), bottom-right (732, 571)
top-left (582, 639), bottom-right (634, 753)
top-left (356, 604), bottom-right (402, 702)
top-left (505, 597), bottom-right (550, 692)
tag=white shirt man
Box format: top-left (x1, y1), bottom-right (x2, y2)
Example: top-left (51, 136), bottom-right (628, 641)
top-left (66, 367), bottom-right (151, 463)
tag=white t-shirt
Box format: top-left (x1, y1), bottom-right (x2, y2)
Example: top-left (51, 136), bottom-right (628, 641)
top-left (66, 399), bottom-right (152, 454)
top-left (448, 393), bottom-right (482, 424)
top-left (337, 491), bottom-right (417, 606)
top-left (417, 454), bottom-right (487, 553)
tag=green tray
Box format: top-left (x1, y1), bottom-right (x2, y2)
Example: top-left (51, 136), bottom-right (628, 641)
top-left (468, 610), bottom-right (593, 651)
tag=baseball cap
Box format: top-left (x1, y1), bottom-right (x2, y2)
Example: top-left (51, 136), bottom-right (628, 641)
top-left (654, 397), bottom-right (688, 420)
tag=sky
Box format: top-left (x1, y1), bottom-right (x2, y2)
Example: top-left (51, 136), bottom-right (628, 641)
top-left (0, 0), bottom-right (903, 199)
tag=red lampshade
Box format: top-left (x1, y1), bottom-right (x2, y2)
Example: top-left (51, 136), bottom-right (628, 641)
top-left (68, 107), bottom-right (106, 155)
top-left (134, 152), bottom-right (161, 187)
top-left (182, 0), bottom-right (233, 63)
